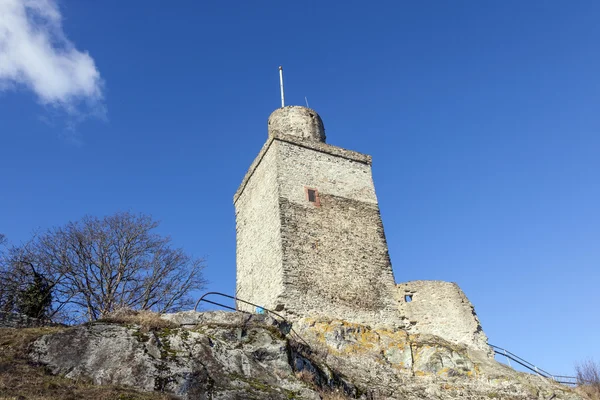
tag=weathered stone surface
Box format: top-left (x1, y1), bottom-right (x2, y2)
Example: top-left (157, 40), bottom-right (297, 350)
top-left (30, 311), bottom-right (582, 400)
top-left (234, 107), bottom-right (401, 328)
top-left (160, 310), bottom-right (274, 327)
top-left (397, 280), bottom-right (491, 354)
top-left (235, 144), bottom-right (285, 314)
top-left (31, 312), bottom-right (319, 400)
top-left (294, 317), bottom-right (582, 400)
top-left (268, 106), bottom-right (326, 143)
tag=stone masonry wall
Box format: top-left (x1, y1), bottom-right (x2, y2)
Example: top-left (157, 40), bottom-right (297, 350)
top-left (275, 140), bottom-right (377, 205)
top-left (397, 280), bottom-right (491, 354)
top-left (0, 312), bottom-right (46, 328)
top-left (234, 107), bottom-right (494, 351)
top-left (235, 145), bottom-right (284, 312)
top-left (234, 135), bottom-right (403, 327)
top-left (274, 140), bottom-right (401, 326)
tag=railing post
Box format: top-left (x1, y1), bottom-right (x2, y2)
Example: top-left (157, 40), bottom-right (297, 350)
top-left (504, 349), bottom-right (512, 367)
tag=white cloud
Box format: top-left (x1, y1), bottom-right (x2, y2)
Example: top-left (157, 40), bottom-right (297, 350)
top-left (0, 0), bottom-right (104, 114)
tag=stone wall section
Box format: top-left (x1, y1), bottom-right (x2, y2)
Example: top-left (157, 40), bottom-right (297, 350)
top-left (275, 140), bottom-right (377, 205)
top-left (233, 133), bottom-right (371, 205)
top-left (397, 280), bottom-right (491, 354)
top-left (234, 135), bottom-right (404, 327)
top-left (0, 312), bottom-right (44, 328)
top-left (275, 140), bottom-right (400, 325)
top-left (0, 312), bottom-right (63, 328)
top-left (234, 146), bottom-right (284, 312)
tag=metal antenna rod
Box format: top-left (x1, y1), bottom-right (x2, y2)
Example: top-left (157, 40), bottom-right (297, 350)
top-left (279, 66), bottom-right (285, 107)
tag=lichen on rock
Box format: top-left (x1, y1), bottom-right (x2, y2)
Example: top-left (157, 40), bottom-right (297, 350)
top-left (29, 311), bottom-right (582, 400)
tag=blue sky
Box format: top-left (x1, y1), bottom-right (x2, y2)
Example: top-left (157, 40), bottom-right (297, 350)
top-left (1, 0), bottom-right (598, 376)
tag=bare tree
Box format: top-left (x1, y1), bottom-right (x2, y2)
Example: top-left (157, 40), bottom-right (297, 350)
top-left (576, 359), bottom-right (600, 399)
top-left (0, 234), bottom-right (18, 314)
top-left (5, 212), bottom-right (206, 322)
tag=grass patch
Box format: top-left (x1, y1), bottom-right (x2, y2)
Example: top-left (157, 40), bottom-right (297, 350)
top-left (0, 327), bottom-right (176, 400)
top-left (576, 359), bottom-right (600, 400)
top-left (99, 309), bottom-right (177, 330)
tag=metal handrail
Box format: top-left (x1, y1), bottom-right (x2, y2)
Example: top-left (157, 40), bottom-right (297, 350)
top-left (194, 291), bottom-right (284, 319)
top-left (194, 291), bottom-right (310, 347)
top-left (490, 344), bottom-right (577, 386)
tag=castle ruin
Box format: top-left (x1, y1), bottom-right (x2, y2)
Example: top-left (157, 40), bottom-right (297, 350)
top-left (234, 106), bottom-right (490, 354)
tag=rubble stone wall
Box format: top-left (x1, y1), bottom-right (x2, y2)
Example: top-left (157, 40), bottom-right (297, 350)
top-left (397, 280), bottom-right (491, 354)
top-left (275, 140), bottom-right (399, 324)
top-left (0, 312), bottom-right (44, 328)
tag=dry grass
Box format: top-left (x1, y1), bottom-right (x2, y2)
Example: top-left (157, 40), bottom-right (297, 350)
top-left (319, 388), bottom-right (351, 400)
top-left (0, 327), bottom-right (176, 400)
top-left (577, 385), bottom-right (600, 400)
top-left (294, 369), bottom-right (353, 399)
top-left (99, 308), bottom-right (176, 330)
top-left (294, 369), bottom-right (317, 385)
top-left (576, 359), bottom-right (600, 400)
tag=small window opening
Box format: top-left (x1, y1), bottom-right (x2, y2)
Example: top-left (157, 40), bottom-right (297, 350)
top-left (405, 294), bottom-right (413, 303)
top-left (305, 187), bottom-right (320, 206)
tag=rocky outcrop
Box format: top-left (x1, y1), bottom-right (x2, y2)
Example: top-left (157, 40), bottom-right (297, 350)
top-left (294, 317), bottom-right (579, 399)
top-left (31, 312), bottom-right (317, 399)
top-left (30, 311), bottom-right (581, 400)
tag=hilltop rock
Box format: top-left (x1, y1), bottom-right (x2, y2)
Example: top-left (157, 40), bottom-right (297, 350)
top-left (294, 317), bottom-right (579, 399)
top-left (31, 312), bottom-right (317, 399)
top-left (30, 311), bottom-right (581, 400)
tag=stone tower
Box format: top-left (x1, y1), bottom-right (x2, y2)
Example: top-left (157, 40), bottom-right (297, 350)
top-left (234, 106), bottom-right (399, 325)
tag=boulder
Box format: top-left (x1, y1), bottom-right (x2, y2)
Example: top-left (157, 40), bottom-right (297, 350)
top-left (29, 311), bottom-right (582, 400)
